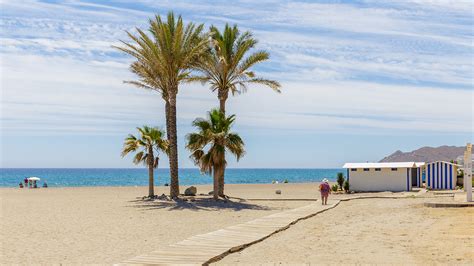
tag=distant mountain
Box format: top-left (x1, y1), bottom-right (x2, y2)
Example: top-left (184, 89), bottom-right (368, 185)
top-left (379, 145), bottom-right (469, 163)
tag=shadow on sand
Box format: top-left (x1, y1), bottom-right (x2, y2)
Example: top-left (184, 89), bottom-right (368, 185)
top-left (128, 197), bottom-right (272, 211)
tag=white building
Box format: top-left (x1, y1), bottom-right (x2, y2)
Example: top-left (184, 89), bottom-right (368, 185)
top-left (342, 162), bottom-right (425, 192)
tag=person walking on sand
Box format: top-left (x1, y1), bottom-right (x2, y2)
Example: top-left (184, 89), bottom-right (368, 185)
top-left (319, 178), bottom-right (331, 205)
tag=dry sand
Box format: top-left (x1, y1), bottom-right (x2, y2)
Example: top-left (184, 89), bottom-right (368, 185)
top-left (1, 184), bottom-right (472, 265)
top-left (0, 184), bottom-right (315, 264)
top-left (217, 197), bottom-right (474, 265)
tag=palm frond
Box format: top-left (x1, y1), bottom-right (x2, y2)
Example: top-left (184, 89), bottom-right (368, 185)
top-left (238, 51), bottom-right (269, 73)
top-left (226, 133), bottom-right (245, 160)
top-left (247, 78), bottom-right (281, 92)
top-left (133, 151), bottom-right (145, 165)
top-left (195, 24), bottom-right (281, 106)
top-left (115, 11), bottom-right (209, 104)
top-left (189, 149), bottom-right (205, 165)
top-left (122, 126), bottom-right (168, 169)
top-left (183, 75), bottom-right (210, 85)
top-left (192, 118), bottom-right (212, 131)
top-left (186, 110), bottom-right (245, 178)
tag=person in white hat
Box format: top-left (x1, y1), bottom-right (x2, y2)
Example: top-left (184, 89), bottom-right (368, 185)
top-left (319, 178), bottom-right (331, 205)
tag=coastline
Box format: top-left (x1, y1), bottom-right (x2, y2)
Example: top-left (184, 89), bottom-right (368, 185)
top-left (0, 168), bottom-right (343, 187)
top-left (0, 181), bottom-right (328, 188)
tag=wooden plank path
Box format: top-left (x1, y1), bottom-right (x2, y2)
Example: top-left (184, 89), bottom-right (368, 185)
top-left (118, 200), bottom-right (340, 265)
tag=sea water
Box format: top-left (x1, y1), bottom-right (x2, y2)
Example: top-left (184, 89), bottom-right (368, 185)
top-left (0, 168), bottom-right (342, 187)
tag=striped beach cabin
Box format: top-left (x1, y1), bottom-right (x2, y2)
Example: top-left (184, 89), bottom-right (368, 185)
top-left (425, 161), bottom-right (459, 190)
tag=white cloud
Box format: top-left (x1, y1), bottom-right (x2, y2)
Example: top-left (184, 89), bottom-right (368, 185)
top-left (1, 52), bottom-right (471, 136)
top-left (0, 53), bottom-right (217, 135)
top-left (227, 81), bottom-right (472, 133)
top-left (1, 0), bottom-right (152, 22)
top-left (1, 0), bottom-right (472, 138)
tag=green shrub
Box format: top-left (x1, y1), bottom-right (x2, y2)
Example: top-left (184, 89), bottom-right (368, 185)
top-left (331, 184), bottom-right (338, 192)
top-left (337, 172), bottom-right (345, 190)
top-left (343, 180), bottom-right (350, 192)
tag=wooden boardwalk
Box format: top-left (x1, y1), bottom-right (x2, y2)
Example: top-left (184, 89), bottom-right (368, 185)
top-left (118, 200), bottom-right (340, 265)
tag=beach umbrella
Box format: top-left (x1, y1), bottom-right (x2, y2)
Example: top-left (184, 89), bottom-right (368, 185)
top-left (27, 177), bottom-right (41, 181)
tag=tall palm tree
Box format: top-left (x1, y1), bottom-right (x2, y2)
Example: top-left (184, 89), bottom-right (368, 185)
top-left (115, 12), bottom-right (209, 198)
top-left (195, 24), bottom-right (281, 196)
top-left (122, 126), bottom-right (168, 198)
top-left (186, 109), bottom-right (245, 200)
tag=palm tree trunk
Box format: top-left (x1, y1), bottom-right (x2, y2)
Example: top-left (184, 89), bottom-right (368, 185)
top-left (217, 89), bottom-right (228, 198)
top-left (148, 163), bottom-right (154, 198)
top-left (165, 99), bottom-right (171, 141)
top-left (148, 147), bottom-right (155, 198)
top-left (218, 89), bottom-right (228, 115)
top-left (168, 93), bottom-right (180, 198)
top-left (219, 98), bottom-right (226, 114)
top-left (218, 166), bottom-right (225, 197)
top-left (213, 167), bottom-right (220, 200)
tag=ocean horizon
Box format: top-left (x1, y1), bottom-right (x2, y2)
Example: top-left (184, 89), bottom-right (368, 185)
top-left (0, 168), bottom-right (342, 187)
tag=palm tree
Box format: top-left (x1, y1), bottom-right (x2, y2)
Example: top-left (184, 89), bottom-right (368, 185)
top-left (122, 126), bottom-right (168, 198)
top-left (186, 109), bottom-right (245, 200)
top-left (194, 24), bottom-right (281, 196)
top-left (115, 12), bottom-right (209, 198)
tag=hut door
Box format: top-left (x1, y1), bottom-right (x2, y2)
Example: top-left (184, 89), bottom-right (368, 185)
top-left (411, 168), bottom-right (418, 187)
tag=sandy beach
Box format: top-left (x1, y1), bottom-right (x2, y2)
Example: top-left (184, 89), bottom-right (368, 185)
top-left (218, 197), bottom-right (474, 265)
top-left (1, 184), bottom-right (314, 264)
top-left (1, 184), bottom-right (472, 264)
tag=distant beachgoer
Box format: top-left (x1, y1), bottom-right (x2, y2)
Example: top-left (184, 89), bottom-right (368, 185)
top-left (19, 182), bottom-right (24, 188)
top-left (24, 177), bottom-right (28, 187)
top-left (33, 181), bottom-right (37, 188)
top-left (43, 181), bottom-right (48, 188)
top-left (319, 178), bottom-right (331, 205)
top-left (28, 180), bottom-right (32, 188)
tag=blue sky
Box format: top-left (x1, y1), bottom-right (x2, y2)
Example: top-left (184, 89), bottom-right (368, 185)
top-left (1, 0), bottom-right (472, 168)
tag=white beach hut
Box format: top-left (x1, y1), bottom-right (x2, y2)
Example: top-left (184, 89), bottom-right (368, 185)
top-left (425, 161), bottom-right (459, 190)
top-left (342, 162), bottom-right (425, 192)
